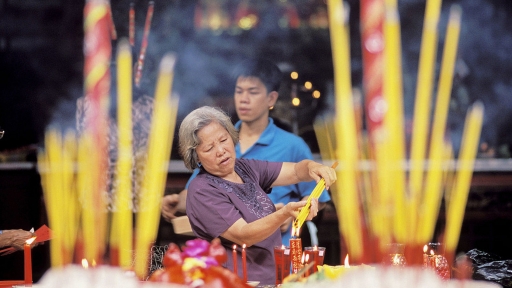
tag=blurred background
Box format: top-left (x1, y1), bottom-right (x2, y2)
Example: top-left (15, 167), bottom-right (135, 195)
top-left (1, 0), bottom-right (512, 282)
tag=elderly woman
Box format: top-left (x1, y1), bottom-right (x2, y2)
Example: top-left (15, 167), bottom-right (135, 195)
top-left (179, 106), bottom-right (336, 285)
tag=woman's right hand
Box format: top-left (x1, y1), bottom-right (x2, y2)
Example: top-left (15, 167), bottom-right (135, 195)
top-left (282, 201), bottom-right (307, 219)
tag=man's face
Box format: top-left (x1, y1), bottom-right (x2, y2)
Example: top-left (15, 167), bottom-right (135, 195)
top-left (234, 76), bottom-right (277, 124)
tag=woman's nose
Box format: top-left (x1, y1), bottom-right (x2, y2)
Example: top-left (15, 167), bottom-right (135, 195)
top-left (216, 145), bottom-right (225, 155)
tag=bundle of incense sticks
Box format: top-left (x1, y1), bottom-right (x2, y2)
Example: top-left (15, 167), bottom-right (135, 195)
top-left (294, 161), bottom-right (338, 230)
top-left (321, 0), bottom-right (483, 265)
top-left (38, 1), bottom-right (179, 278)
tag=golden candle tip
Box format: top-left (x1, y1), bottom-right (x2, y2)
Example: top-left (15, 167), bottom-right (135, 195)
top-left (117, 39), bottom-right (131, 52)
top-left (159, 53), bottom-right (177, 74)
top-left (449, 4), bottom-right (462, 22)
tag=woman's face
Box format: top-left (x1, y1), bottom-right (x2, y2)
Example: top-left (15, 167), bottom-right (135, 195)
top-left (196, 121), bottom-right (236, 179)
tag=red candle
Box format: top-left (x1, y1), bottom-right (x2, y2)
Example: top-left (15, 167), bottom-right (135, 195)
top-left (24, 237), bottom-right (36, 286)
top-left (242, 244), bottom-right (247, 282)
top-left (232, 245), bottom-right (238, 276)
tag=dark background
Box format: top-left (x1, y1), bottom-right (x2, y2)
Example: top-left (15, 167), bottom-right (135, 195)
top-left (1, 0), bottom-right (512, 157)
top-left (1, 0), bottom-right (512, 282)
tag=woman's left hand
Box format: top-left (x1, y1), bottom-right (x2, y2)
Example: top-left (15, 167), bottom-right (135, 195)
top-left (308, 162), bottom-right (337, 189)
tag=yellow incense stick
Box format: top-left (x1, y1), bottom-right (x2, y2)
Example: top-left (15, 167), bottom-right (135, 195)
top-left (63, 131), bottom-right (79, 264)
top-left (417, 5), bottom-right (461, 244)
top-left (409, 0), bottom-right (442, 228)
top-left (445, 102), bottom-right (484, 252)
top-left (134, 54), bottom-right (178, 279)
top-left (383, 0), bottom-right (408, 244)
top-left (115, 39), bottom-right (134, 269)
top-left (327, 0), bottom-right (363, 260)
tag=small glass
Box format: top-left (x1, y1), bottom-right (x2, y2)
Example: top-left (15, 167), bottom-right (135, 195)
top-left (274, 246), bottom-right (291, 285)
top-left (423, 243), bottom-right (450, 280)
top-left (383, 243), bottom-right (407, 266)
top-left (303, 247), bottom-right (319, 274)
top-left (316, 247), bottom-right (326, 266)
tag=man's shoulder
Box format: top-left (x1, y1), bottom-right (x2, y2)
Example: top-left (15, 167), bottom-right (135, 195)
top-left (271, 127), bottom-right (310, 147)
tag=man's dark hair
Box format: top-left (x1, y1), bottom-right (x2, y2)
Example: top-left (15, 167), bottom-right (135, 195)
top-left (231, 58), bottom-right (283, 93)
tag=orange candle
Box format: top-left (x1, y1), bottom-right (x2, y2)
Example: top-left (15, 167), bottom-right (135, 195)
top-left (242, 244), bottom-right (247, 282)
top-left (290, 237), bottom-right (302, 274)
top-left (233, 245), bottom-right (238, 276)
top-left (24, 237), bottom-right (36, 286)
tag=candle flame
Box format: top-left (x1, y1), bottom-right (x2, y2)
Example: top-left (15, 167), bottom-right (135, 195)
top-left (233, 244), bottom-right (237, 250)
top-left (242, 243), bottom-right (246, 249)
top-left (25, 237), bottom-right (36, 245)
top-left (423, 244), bottom-right (428, 253)
top-left (82, 259), bottom-right (89, 269)
top-left (430, 249), bottom-right (435, 256)
top-left (344, 254), bottom-right (350, 267)
top-left (291, 226), bottom-right (300, 238)
top-left (393, 254), bottom-right (400, 265)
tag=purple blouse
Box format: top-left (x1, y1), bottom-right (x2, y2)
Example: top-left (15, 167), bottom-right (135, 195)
top-left (186, 158), bottom-right (283, 285)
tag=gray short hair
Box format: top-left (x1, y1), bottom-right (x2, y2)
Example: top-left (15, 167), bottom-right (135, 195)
top-left (178, 106), bottom-right (239, 170)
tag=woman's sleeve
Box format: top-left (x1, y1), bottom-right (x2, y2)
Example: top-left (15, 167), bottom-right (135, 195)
top-left (187, 185), bottom-right (242, 239)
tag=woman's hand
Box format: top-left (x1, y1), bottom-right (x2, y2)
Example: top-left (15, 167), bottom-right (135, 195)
top-left (305, 198), bottom-right (319, 221)
top-left (307, 162), bottom-right (337, 190)
top-left (282, 201), bottom-right (307, 219)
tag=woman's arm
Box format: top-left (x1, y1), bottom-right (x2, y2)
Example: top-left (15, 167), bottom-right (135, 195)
top-left (272, 160), bottom-right (337, 189)
top-left (220, 198), bottom-right (319, 247)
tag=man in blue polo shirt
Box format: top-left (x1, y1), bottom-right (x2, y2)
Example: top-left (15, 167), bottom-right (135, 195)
top-left (162, 58), bottom-right (331, 245)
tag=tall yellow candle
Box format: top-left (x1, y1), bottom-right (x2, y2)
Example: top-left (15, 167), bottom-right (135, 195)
top-left (418, 5), bottom-right (462, 244)
top-left (409, 0), bottom-right (442, 219)
top-left (327, 0), bottom-right (363, 260)
top-left (445, 102), bottom-right (484, 252)
top-left (115, 39), bottom-right (134, 269)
